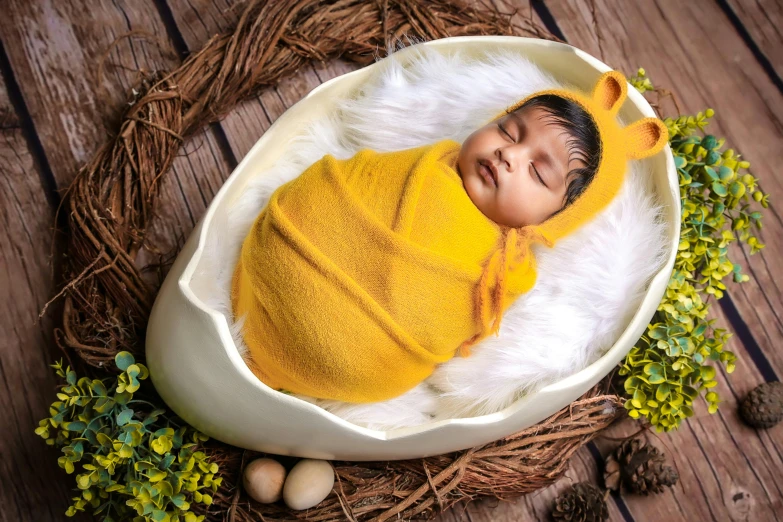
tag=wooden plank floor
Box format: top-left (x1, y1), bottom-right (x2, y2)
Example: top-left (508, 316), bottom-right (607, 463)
top-left (0, 0), bottom-right (781, 520)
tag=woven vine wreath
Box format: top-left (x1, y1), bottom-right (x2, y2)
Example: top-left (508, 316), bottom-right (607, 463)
top-left (53, 0), bottom-right (624, 520)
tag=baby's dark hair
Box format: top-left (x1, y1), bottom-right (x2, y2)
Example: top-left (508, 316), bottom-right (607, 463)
top-left (511, 94), bottom-right (601, 215)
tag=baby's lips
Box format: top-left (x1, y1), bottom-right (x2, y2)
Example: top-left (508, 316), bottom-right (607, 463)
top-left (478, 160), bottom-right (498, 187)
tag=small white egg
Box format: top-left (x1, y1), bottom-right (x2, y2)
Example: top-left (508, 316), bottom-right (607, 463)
top-left (282, 459), bottom-right (335, 510)
top-left (243, 458), bottom-right (287, 504)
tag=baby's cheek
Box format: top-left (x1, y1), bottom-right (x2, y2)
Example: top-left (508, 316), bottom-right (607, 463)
top-left (499, 190), bottom-right (528, 227)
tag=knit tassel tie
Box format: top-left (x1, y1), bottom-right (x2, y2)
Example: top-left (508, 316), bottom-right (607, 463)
top-left (458, 227), bottom-right (552, 357)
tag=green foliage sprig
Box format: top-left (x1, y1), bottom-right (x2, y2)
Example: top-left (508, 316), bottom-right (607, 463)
top-left (621, 69), bottom-right (768, 431)
top-left (35, 352), bottom-right (221, 521)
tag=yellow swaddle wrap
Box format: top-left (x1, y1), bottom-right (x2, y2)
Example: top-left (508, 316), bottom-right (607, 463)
top-left (232, 140), bottom-right (528, 403)
top-left (232, 70), bottom-right (669, 403)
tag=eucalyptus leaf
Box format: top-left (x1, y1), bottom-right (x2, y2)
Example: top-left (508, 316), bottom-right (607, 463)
top-left (674, 155), bottom-right (687, 168)
top-left (701, 135), bottom-right (717, 150)
top-left (711, 181), bottom-right (728, 197)
top-left (115, 352), bottom-right (135, 372)
top-left (117, 408), bottom-right (134, 426)
top-left (718, 165), bottom-right (733, 181)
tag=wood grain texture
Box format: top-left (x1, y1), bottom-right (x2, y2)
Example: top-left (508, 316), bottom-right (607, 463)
top-left (725, 0), bottom-right (783, 78)
top-left (0, 0), bottom-right (239, 276)
top-left (0, 0), bottom-right (235, 278)
top-left (0, 0), bottom-right (178, 188)
top-left (0, 70), bottom-right (90, 521)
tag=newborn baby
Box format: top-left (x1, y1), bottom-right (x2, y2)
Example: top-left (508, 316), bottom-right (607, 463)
top-left (232, 70), bottom-right (667, 403)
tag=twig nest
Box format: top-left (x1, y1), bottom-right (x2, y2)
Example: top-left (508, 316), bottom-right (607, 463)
top-left (740, 382), bottom-right (783, 429)
top-left (283, 459), bottom-right (335, 510)
top-left (243, 458), bottom-right (287, 504)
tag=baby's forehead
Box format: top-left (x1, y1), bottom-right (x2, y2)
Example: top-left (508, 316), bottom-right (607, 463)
top-left (507, 106), bottom-right (576, 142)
top-left (508, 104), bottom-right (556, 123)
top-left (507, 105), bottom-right (584, 168)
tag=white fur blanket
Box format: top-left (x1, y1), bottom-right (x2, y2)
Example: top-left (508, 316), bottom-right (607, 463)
top-left (198, 44), bottom-right (668, 430)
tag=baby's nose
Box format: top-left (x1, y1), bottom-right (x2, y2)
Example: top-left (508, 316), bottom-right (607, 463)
top-left (496, 147), bottom-right (516, 172)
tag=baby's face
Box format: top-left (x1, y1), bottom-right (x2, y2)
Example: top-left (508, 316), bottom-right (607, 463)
top-left (457, 105), bottom-right (579, 228)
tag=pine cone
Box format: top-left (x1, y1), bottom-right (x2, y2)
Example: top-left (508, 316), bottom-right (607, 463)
top-left (552, 482), bottom-right (608, 522)
top-left (740, 382), bottom-right (783, 429)
top-left (604, 438), bottom-right (678, 495)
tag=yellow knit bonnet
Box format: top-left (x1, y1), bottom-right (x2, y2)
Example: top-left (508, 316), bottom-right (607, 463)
top-left (459, 70), bottom-right (669, 355)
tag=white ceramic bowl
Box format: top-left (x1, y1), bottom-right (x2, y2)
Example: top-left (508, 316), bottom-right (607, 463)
top-left (146, 36), bottom-right (679, 461)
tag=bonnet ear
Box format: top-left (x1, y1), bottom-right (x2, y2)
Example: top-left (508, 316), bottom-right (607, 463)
top-left (592, 70), bottom-right (669, 159)
top-left (623, 117), bottom-right (669, 159)
top-left (592, 70), bottom-right (627, 116)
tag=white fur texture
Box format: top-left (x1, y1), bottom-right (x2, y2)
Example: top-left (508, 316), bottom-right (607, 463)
top-left (194, 44), bottom-right (668, 431)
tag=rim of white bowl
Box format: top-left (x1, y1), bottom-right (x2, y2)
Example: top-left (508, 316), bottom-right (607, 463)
top-left (176, 35), bottom-right (681, 440)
